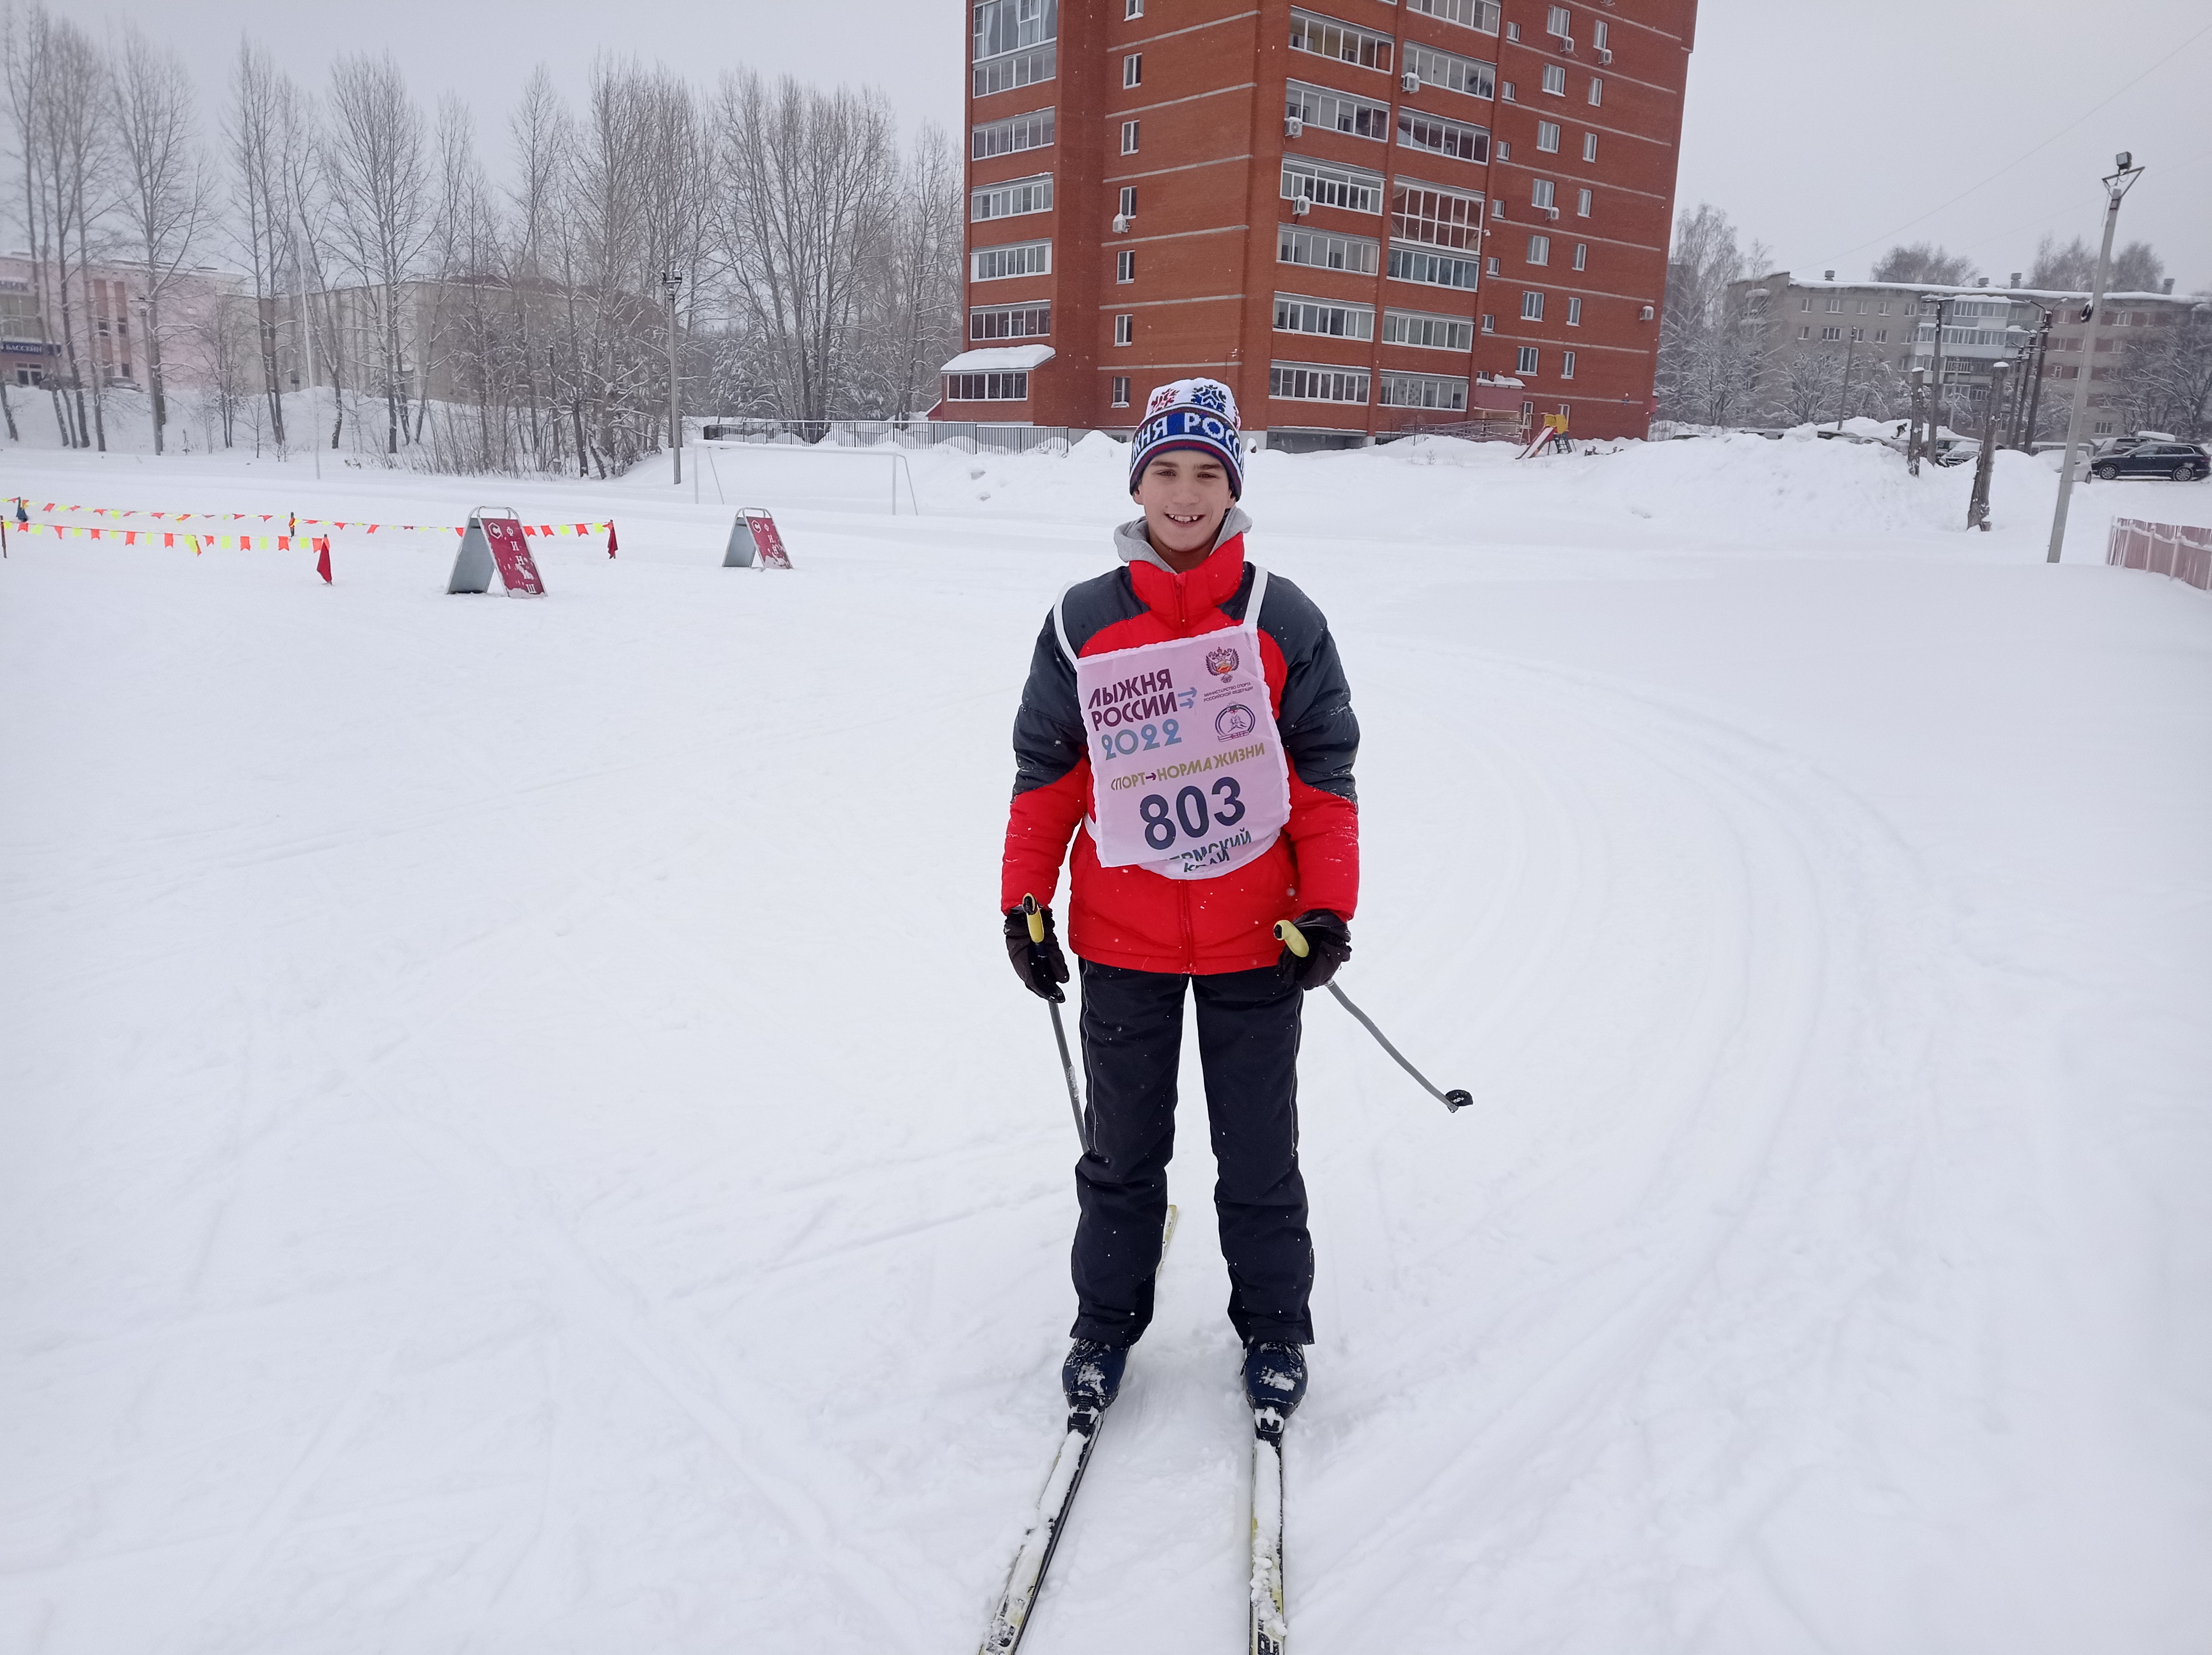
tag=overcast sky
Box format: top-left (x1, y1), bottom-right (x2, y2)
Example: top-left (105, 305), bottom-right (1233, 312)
top-left (84, 0), bottom-right (2212, 294)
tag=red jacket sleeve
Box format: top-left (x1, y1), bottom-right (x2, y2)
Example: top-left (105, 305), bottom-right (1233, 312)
top-left (1001, 760), bottom-right (1088, 912)
top-left (1285, 774), bottom-right (1358, 919)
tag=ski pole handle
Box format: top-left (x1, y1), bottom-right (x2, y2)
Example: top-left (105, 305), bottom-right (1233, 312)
top-left (1274, 918), bottom-right (1310, 958)
top-left (1022, 892), bottom-right (1046, 945)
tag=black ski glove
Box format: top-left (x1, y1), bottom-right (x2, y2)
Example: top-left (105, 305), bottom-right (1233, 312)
top-left (1004, 903), bottom-right (1071, 1002)
top-left (1277, 909), bottom-right (1351, 991)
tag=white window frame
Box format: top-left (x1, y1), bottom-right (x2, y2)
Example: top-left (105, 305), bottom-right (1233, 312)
top-left (971, 240), bottom-right (1052, 281)
top-left (1278, 223), bottom-right (1382, 275)
top-left (1281, 155), bottom-right (1386, 215)
top-left (1111, 374), bottom-right (1131, 405)
top-left (1124, 0), bottom-right (1142, 15)
top-left (1560, 350), bottom-right (1576, 381)
top-left (1120, 119), bottom-right (1139, 153)
top-left (1520, 290), bottom-right (1544, 320)
top-left (1547, 5), bottom-right (1572, 35)
top-left (1115, 249), bottom-right (1135, 283)
top-left (1404, 0), bottom-right (1500, 33)
top-left (1115, 314), bottom-right (1134, 346)
top-left (969, 302), bottom-right (1052, 341)
top-left (1391, 179), bottom-right (1483, 250)
top-left (1531, 179), bottom-right (1556, 210)
top-left (1273, 291), bottom-right (1376, 341)
top-left (1566, 296), bottom-right (1582, 326)
top-left (1119, 184), bottom-right (1137, 216)
top-left (1387, 241), bottom-right (1483, 290)
top-left (1587, 76), bottom-right (1603, 105)
top-left (1572, 242), bottom-right (1587, 270)
top-left (1288, 9), bottom-right (1395, 72)
top-left (1536, 121), bottom-right (1562, 153)
top-left (1402, 41), bottom-right (1496, 99)
top-left (1526, 233), bottom-right (1550, 264)
top-left (1396, 108), bottom-right (1490, 163)
top-left (1582, 131), bottom-right (1598, 162)
top-left (1541, 64), bottom-right (1566, 96)
top-left (1270, 360), bottom-right (1371, 404)
top-left (973, 107), bottom-right (1056, 160)
top-left (946, 370), bottom-right (1031, 400)
top-left (1577, 188), bottom-right (1592, 217)
top-left (1516, 345), bottom-right (1539, 373)
top-left (1481, 313), bottom-right (1495, 332)
top-left (1379, 370), bottom-right (1470, 410)
top-left (971, 173), bottom-right (1054, 222)
top-left (1287, 79), bottom-right (1391, 142)
top-left (1123, 52), bottom-right (1141, 87)
top-left (1382, 308), bottom-right (1476, 351)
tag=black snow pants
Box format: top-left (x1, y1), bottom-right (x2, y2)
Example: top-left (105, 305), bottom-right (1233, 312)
top-left (1070, 959), bottom-right (1314, 1348)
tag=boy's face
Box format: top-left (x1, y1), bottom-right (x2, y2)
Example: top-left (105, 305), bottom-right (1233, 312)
top-left (1133, 450), bottom-right (1234, 571)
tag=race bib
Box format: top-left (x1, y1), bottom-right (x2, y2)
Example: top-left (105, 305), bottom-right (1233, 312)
top-left (1070, 569), bottom-right (1291, 881)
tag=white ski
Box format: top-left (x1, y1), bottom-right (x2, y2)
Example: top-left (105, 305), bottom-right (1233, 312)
top-left (1249, 1421), bottom-right (1288, 1655)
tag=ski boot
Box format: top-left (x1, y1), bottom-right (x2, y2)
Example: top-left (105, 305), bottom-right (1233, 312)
top-left (1062, 1339), bottom-right (1128, 1433)
top-left (1243, 1340), bottom-right (1307, 1441)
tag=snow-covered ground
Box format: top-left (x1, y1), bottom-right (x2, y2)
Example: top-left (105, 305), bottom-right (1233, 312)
top-left (2, 431), bottom-right (2208, 1654)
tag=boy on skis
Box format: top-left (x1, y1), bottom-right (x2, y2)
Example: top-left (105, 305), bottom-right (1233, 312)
top-left (1000, 378), bottom-right (1360, 1432)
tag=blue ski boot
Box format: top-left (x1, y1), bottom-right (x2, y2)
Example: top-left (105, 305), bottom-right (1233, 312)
top-left (1243, 1341), bottom-right (1307, 1440)
top-left (1062, 1339), bottom-right (1128, 1429)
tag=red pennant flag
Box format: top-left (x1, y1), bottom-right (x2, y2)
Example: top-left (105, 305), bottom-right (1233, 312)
top-left (606, 519), bottom-right (618, 558)
top-left (315, 537), bottom-right (332, 584)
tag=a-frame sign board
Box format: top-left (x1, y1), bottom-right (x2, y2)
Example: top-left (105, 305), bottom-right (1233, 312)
top-left (723, 508), bottom-right (792, 570)
top-left (448, 508), bottom-right (546, 596)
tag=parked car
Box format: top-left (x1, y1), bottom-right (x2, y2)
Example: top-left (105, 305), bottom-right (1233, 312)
top-left (1928, 436), bottom-right (1981, 469)
top-left (2093, 441), bottom-right (2209, 482)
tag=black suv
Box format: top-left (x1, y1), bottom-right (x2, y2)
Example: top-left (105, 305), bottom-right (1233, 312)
top-left (2094, 440), bottom-right (2209, 482)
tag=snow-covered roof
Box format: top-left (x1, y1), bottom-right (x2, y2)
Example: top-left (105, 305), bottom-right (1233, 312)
top-left (941, 345), bottom-right (1056, 373)
top-left (1745, 269), bottom-right (2189, 305)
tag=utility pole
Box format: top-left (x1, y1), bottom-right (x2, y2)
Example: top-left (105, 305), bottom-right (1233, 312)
top-left (1968, 360), bottom-right (2008, 531)
top-left (1927, 294), bottom-right (1954, 446)
top-left (1906, 367), bottom-right (1927, 475)
top-left (2048, 153), bottom-right (2144, 564)
top-left (1832, 334), bottom-right (1858, 430)
top-left (661, 269), bottom-right (684, 487)
top-left (2018, 305), bottom-right (2053, 449)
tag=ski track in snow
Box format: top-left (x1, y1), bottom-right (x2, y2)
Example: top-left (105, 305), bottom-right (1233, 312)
top-left (2, 434), bottom-right (2208, 1654)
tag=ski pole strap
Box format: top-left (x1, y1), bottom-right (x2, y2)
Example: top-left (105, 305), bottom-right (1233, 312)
top-left (1022, 892), bottom-right (1045, 945)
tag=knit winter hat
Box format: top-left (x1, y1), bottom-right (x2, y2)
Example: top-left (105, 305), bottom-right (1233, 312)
top-left (1130, 377), bottom-right (1244, 498)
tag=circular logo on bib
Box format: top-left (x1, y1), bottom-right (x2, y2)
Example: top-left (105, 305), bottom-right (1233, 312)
top-left (1214, 702), bottom-right (1258, 740)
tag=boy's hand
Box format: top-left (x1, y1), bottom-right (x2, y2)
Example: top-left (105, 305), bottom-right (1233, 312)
top-left (1277, 909), bottom-right (1351, 990)
top-left (1004, 904), bottom-right (1071, 1002)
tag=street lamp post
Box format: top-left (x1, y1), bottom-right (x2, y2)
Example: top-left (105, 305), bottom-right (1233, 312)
top-left (1907, 367), bottom-right (1927, 476)
top-left (2047, 153), bottom-right (2145, 565)
top-left (661, 269), bottom-right (684, 487)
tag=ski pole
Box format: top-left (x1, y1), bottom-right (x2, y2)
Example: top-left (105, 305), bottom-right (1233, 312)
top-left (1275, 919), bottom-right (1472, 1113)
top-left (1022, 894), bottom-right (1092, 1154)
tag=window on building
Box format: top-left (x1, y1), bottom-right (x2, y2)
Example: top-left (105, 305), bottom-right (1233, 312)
top-left (1566, 296), bottom-right (1582, 325)
top-left (1119, 185), bottom-right (1137, 216)
top-left (1480, 314), bottom-right (1495, 332)
top-left (971, 240), bottom-right (1051, 280)
top-left (1527, 234), bottom-right (1550, 264)
top-left (1278, 224), bottom-right (1382, 274)
top-left (972, 107), bottom-right (1056, 159)
top-left (1561, 350), bottom-right (1576, 379)
top-left (1587, 76), bottom-right (1603, 105)
top-left (1548, 6), bottom-right (1572, 34)
top-left (1485, 256), bottom-right (1499, 275)
top-left (1531, 179), bottom-right (1556, 210)
top-left (1123, 52), bottom-right (1141, 86)
top-left (1877, 298), bottom-right (1890, 314)
top-left (946, 371), bottom-right (1030, 400)
top-left (1115, 249), bottom-right (1135, 283)
top-left (1536, 121), bottom-right (1561, 153)
top-left (1825, 295), bottom-right (1842, 313)
top-left (1405, 0), bottom-right (1501, 32)
top-left (1521, 290), bottom-right (1545, 320)
top-left (1114, 314), bottom-right (1134, 346)
top-left (1120, 119), bottom-right (1139, 153)
top-left (1391, 180), bottom-right (1483, 248)
top-left (1404, 42), bottom-right (1496, 99)
top-left (1848, 326), bottom-right (1863, 341)
top-left (1516, 345), bottom-right (1539, 373)
top-left (1874, 329), bottom-right (1887, 344)
top-left (1500, 81), bottom-right (1515, 102)
top-left (1797, 325), bottom-right (1810, 339)
top-left (1281, 155), bottom-right (1386, 214)
top-left (1819, 326), bottom-right (1840, 340)
top-left (1541, 65), bottom-right (1566, 96)
top-left (1383, 308), bottom-right (1477, 350)
top-left (1506, 21), bottom-right (1521, 40)
top-left (1288, 9), bottom-right (1394, 71)
top-left (1495, 138), bottom-right (1510, 160)
top-left (1275, 292), bottom-right (1376, 340)
top-left (1270, 361), bottom-right (1371, 403)
top-left (1388, 242), bottom-right (1483, 290)
top-left (1111, 375), bottom-right (1131, 405)
top-left (1380, 371), bottom-right (1470, 410)
top-left (1798, 295), bottom-right (1812, 310)
top-left (1582, 132), bottom-right (1598, 162)
top-left (1576, 188), bottom-right (1591, 217)
top-left (1124, 0), bottom-right (1141, 15)
top-left (1572, 242), bottom-right (1587, 269)
top-left (972, 174), bottom-right (1053, 221)
top-left (1396, 109), bottom-right (1490, 162)
top-left (973, 0), bottom-right (1059, 96)
top-left (971, 303), bottom-right (1052, 341)
top-left (1288, 80), bottom-right (1391, 141)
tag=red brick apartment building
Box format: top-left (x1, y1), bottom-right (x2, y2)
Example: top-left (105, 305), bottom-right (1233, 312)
top-left (943, 0), bottom-right (1698, 446)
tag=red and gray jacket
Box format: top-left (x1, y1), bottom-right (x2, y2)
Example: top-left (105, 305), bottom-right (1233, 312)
top-left (1001, 509), bottom-right (1360, 975)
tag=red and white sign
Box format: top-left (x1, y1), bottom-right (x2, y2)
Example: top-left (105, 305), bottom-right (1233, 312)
top-left (447, 508), bottom-right (546, 597)
top-left (743, 508), bottom-right (792, 570)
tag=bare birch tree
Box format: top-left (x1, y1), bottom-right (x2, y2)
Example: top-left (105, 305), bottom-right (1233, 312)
top-left (108, 23), bottom-right (209, 455)
top-left (323, 49), bottom-right (430, 454)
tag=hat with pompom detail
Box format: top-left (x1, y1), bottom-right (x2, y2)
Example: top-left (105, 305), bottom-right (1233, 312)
top-left (1130, 377), bottom-right (1244, 499)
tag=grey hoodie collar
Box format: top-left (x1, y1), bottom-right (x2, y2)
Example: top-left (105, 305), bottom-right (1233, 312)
top-left (1113, 504), bottom-right (1253, 573)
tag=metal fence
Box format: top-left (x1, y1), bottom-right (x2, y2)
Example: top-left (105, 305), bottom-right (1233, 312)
top-left (2107, 517), bottom-right (2212, 592)
top-left (696, 418), bottom-right (1098, 456)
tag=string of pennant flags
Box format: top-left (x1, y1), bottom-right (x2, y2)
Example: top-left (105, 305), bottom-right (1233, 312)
top-left (5, 498), bottom-right (617, 555)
